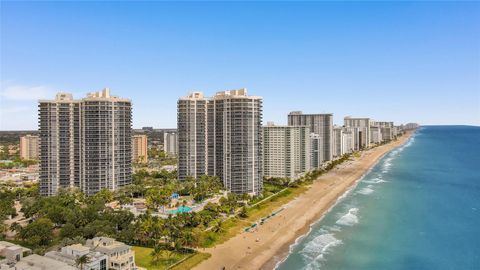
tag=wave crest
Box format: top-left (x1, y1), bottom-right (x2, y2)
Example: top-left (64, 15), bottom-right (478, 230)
top-left (336, 207), bottom-right (359, 226)
top-left (300, 233), bottom-right (342, 269)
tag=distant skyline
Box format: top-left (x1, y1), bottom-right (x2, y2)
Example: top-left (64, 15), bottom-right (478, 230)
top-left (1, 1), bottom-right (479, 130)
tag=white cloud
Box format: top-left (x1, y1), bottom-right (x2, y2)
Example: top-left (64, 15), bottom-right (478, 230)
top-left (0, 106), bottom-right (37, 130)
top-left (0, 85), bottom-right (56, 101)
top-left (0, 106), bottom-right (31, 114)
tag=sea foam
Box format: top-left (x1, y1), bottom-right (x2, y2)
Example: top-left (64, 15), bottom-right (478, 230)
top-left (357, 186), bottom-right (374, 195)
top-left (363, 177), bottom-right (387, 184)
top-left (336, 208), bottom-right (359, 226)
top-left (300, 233), bottom-right (342, 265)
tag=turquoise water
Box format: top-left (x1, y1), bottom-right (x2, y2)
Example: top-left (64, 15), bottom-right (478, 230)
top-left (277, 126), bottom-right (480, 270)
top-left (168, 206), bottom-right (192, 214)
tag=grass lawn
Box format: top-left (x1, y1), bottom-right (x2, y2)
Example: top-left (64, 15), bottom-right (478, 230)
top-left (133, 246), bottom-right (190, 270)
top-left (170, 252), bottom-right (211, 270)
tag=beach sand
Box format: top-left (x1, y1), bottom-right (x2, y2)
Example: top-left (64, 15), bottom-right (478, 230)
top-left (194, 132), bottom-right (413, 270)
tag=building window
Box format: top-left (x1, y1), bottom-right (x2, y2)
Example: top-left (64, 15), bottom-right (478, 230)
top-left (100, 259), bottom-right (107, 270)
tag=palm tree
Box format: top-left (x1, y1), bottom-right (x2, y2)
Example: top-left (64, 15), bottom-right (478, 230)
top-left (138, 217), bottom-right (154, 245)
top-left (212, 220), bottom-right (224, 233)
top-left (182, 230), bottom-right (196, 250)
top-left (239, 206), bottom-right (248, 218)
top-left (75, 254), bottom-right (90, 270)
top-left (150, 245), bottom-right (163, 265)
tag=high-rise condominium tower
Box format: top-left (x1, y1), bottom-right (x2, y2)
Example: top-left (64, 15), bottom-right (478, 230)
top-left (210, 89), bottom-right (263, 195)
top-left (309, 133), bottom-right (322, 169)
top-left (132, 134), bottom-right (148, 163)
top-left (288, 111), bottom-right (333, 165)
top-left (263, 123), bottom-right (311, 180)
top-left (177, 89), bottom-right (263, 195)
top-left (164, 132), bottom-right (178, 156)
top-left (332, 126), bottom-right (344, 158)
top-left (39, 89), bottom-right (132, 196)
top-left (341, 128), bottom-right (355, 154)
top-left (39, 93), bottom-right (81, 196)
top-left (19, 135), bottom-right (39, 160)
top-left (344, 117), bottom-right (371, 150)
top-left (371, 121), bottom-right (395, 142)
top-left (177, 92), bottom-right (208, 180)
top-left (369, 126), bottom-right (383, 144)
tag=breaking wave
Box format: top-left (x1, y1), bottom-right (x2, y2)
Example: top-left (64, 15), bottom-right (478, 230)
top-left (336, 208), bottom-right (359, 226)
top-left (300, 232), bottom-right (343, 269)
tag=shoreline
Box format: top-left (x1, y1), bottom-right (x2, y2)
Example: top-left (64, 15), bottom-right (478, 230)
top-left (267, 138), bottom-right (406, 270)
top-left (194, 132), bottom-right (414, 270)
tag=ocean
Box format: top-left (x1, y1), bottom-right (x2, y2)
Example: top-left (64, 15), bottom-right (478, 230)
top-left (276, 126), bottom-right (480, 270)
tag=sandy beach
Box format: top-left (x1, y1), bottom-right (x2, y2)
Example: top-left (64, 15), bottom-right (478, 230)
top-left (194, 132), bottom-right (413, 270)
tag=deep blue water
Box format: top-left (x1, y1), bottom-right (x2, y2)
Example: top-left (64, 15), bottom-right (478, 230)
top-left (276, 126), bottom-right (480, 270)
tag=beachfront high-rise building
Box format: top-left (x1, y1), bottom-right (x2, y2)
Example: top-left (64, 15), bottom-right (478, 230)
top-left (164, 132), bottom-right (178, 156)
top-left (209, 89), bottom-right (263, 195)
top-left (332, 126), bottom-right (344, 158)
top-left (404, 123), bottom-right (419, 130)
top-left (19, 135), bottom-right (39, 160)
top-left (288, 112), bottom-right (333, 164)
top-left (370, 126), bottom-right (383, 144)
top-left (370, 121), bottom-right (395, 142)
top-left (381, 127), bottom-right (393, 141)
top-left (39, 89), bottom-right (132, 196)
top-left (370, 121), bottom-right (397, 143)
top-left (263, 123), bottom-right (311, 180)
top-left (344, 117), bottom-right (371, 149)
top-left (393, 126), bottom-right (401, 137)
top-left (342, 128), bottom-right (355, 154)
top-left (309, 133), bottom-right (322, 169)
top-left (177, 89), bottom-right (263, 195)
top-left (132, 134), bottom-right (148, 163)
top-left (177, 92), bottom-right (208, 180)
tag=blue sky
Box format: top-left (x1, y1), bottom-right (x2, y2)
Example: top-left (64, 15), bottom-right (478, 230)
top-left (1, 1), bottom-right (479, 130)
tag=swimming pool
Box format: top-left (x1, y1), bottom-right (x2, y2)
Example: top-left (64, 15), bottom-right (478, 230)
top-left (167, 206), bottom-right (192, 214)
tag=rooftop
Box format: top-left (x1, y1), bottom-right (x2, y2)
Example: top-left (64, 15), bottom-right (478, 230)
top-left (288, 111), bottom-right (333, 116)
top-left (39, 88), bottom-right (130, 103)
top-left (85, 237), bottom-right (131, 254)
top-left (180, 91), bottom-right (205, 100)
top-left (15, 254), bottom-right (76, 270)
top-left (213, 88), bottom-right (262, 99)
top-left (0, 241), bottom-right (31, 254)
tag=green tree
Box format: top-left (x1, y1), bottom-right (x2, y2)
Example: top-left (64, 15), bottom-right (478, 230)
top-left (239, 206), bottom-right (248, 218)
top-left (82, 220), bottom-right (115, 239)
top-left (116, 195), bottom-right (133, 205)
top-left (60, 223), bottom-right (78, 239)
top-left (145, 188), bottom-right (171, 212)
top-left (45, 205), bottom-right (70, 226)
top-left (18, 218), bottom-right (54, 247)
top-left (150, 244), bottom-right (163, 265)
top-left (93, 189), bottom-right (114, 204)
top-left (211, 220), bottom-right (224, 233)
